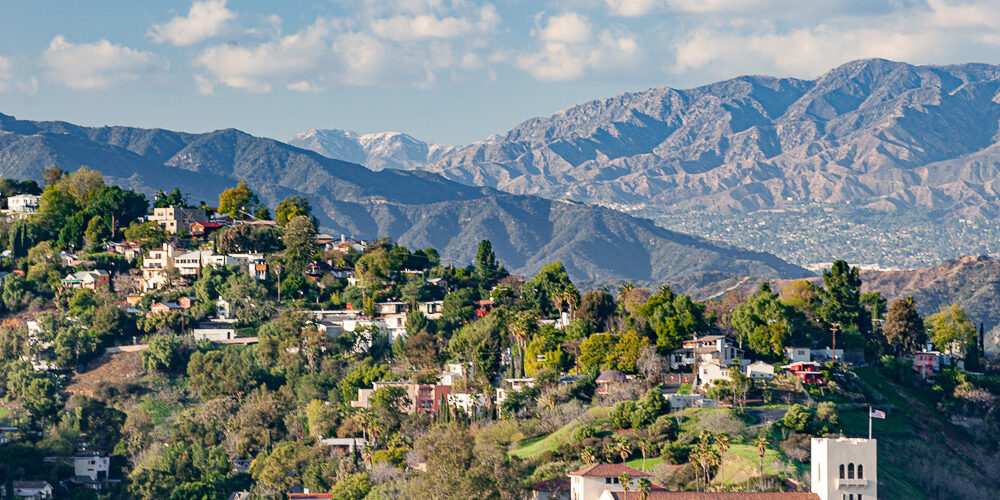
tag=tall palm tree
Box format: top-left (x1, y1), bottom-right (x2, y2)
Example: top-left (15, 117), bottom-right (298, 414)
top-left (716, 434), bottom-right (731, 486)
top-left (637, 478), bottom-right (651, 500)
top-left (638, 438), bottom-right (652, 471)
top-left (619, 472), bottom-right (632, 496)
top-left (615, 437), bottom-right (632, 463)
top-left (618, 280), bottom-right (636, 298)
top-left (755, 435), bottom-right (769, 489)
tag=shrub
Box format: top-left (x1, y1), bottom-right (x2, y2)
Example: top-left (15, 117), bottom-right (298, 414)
top-left (610, 400), bottom-right (638, 429)
top-left (782, 405), bottom-right (816, 433)
top-left (660, 441), bottom-right (691, 464)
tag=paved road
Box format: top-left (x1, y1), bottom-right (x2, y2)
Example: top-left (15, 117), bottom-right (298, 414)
top-left (746, 407), bottom-right (789, 427)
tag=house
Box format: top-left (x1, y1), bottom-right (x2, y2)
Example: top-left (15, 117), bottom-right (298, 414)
top-left (811, 437), bottom-right (877, 500)
top-left (149, 206), bottom-right (208, 234)
top-left (351, 382), bottom-right (451, 414)
top-left (599, 492), bottom-right (820, 499)
top-left (318, 437), bottom-right (368, 454)
top-left (142, 244), bottom-right (266, 289)
top-left (193, 323), bottom-right (238, 341)
top-left (190, 221), bottom-right (224, 236)
top-left (475, 299), bottom-right (494, 317)
top-left (177, 296), bottom-right (197, 309)
top-left (73, 448), bottom-right (110, 484)
top-left (11, 481), bottom-right (53, 500)
top-left (670, 335), bottom-right (743, 371)
top-left (288, 491), bottom-right (333, 500)
top-left (106, 241), bottom-right (143, 261)
top-left (569, 464), bottom-right (651, 500)
top-left (532, 477), bottom-right (570, 500)
top-left (61, 270), bottom-right (110, 290)
top-left (7, 194), bottom-right (40, 214)
top-left (496, 377), bottom-right (536, 406)
top-left (448, 391), bottom-right (487, 416)
top-left (438, 363), bottom-right (466, 386)
top-left (149, 302), bottom-right (184, 315)
top-left (58, 252), bottom-right (95, 268)
top-left (784, 347), bottom-right (811, 363)
top-left (746, 361), bottom-right (776, 380)
top-left (698, 362), bottom-right (733, 388)
top-left (782, 361), bottom-right (824, 384)
top-left (596, 370), bottom-right (627, 395)
top-left (908, 342), bottom-right (947, 380)
top-left (215, 297), bottom-right (232, 319)
top-left (417, 300), bottom-right (444, 319)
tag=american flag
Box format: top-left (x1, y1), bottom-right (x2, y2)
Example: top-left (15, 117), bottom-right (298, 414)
top-left (870, 408), bottom-right (886, 419)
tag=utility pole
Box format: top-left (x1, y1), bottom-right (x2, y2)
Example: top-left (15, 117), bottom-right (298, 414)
top-left (831, 323), bottom-right (839, 364)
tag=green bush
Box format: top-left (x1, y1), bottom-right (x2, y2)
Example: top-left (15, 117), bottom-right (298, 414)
top-left (660, 441), bottom-right (691, 464)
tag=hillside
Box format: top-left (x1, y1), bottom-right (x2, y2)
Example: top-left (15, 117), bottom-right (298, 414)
top-left (0, 113), bottom-right (810, 287)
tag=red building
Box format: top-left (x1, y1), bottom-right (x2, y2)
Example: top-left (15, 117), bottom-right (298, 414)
top-left (782, 361), bottom-right (824, 384)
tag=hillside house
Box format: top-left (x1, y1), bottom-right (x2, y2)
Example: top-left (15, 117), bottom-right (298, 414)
top-left (783, 361), bottom-right (824, 384)
top-left (447, 391), bottom-right (487, 416)
top-left (351, 381), bottom-right (451, 414)
top-left (417, 300), bottom-right (444, 319)
top-left (569, 464), bottom-right (651, 500)
top-left (532, 477), bottom-right (570, 500)
top-left (190, 221), bottom-right (224, 235)
top-left (193, 323), bottom-right (238, 341)
top-left (317, 437), bottom-right (368, 454)
top-left (142, 244), bottom-right (265, 289)
top-left (785, 347), bottom-right (811, 363)
top-left (12, 481), bottom-right (53, 499)
top-left (7, 194), bottom-right (40, 214)
top-left (907, 342), bottom-right (948, 380)
top-left (149, 302), bottom-right (184, 315)
top-left (496, 377), bottom-right (536, 406)
top-left (596, 369), bottom-right (627, 395)
top-left (106, 241), bottom-right (142, 260)
top-left (747, 361), bottom-right (776, 380)
top-left (149, 207), bottom-right (208, 234)
top-left (670, 335), bottom-right (743, 370)
top-left (61, 270), bottom-right (110, 290)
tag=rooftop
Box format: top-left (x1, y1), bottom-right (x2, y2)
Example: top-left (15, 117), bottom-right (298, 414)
top-left (569, 463), bottom-right (650, 478)
top-left (605, 493), bottom-right (821, 500)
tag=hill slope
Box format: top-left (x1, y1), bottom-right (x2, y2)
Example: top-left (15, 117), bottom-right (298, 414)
top-left (0, 113), bottom-right (809, 287)
top-left (288, 129), bottom-right (458, 172)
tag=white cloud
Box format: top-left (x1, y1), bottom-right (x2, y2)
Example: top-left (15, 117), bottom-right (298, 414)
top-left (370, 5), bottom-right (498, 41)
top-left (42, 35), bottom-right (166, 90)
top-left (519, 14), bottom-right (640, 82)
top-left (666, 0), bottom-right (777, 14)
top-left (149, 0), bottom-right (235, 46)
top-left (539, 12), bottom-right (592, 43)
top-left (926, 0), bottom-right (1000, 28)
top-left (606, 0), bottom-right (664, 17)
top-left (0, 56), bottom-right (37, 93)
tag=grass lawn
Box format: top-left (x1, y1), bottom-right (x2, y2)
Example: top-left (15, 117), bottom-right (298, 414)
top-left (510, 406), bottom-right (611, 459)
top-left (138, 398), bottom-right (182, 427)
top-left (713, 443), bottom-right (790, 485)
top-left (624, 456), bottom-right (663, 472)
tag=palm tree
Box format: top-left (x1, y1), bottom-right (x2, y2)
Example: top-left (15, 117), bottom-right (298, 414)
top-left (618, 280), bottom-right (636, 298)
top-left (755, 435), bottom-right (768, 488)
top-left (657, 284), bottom-right (673, 297)
top-left (618, 472), bottom-right (632, 496)
top-left (637, 437), bottom-right (652, 471)
top-left (562, 289), bottom-right (579, 318)
top-left (637, 478), bottom-right (651, 500)
top-left (615, 437), bottom-right (632, 463)
top-left (715, 434), bottom-right (731, 486)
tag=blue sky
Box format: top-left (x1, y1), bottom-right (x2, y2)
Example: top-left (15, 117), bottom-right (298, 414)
top-left (1, 0), bottom-right (999, 145)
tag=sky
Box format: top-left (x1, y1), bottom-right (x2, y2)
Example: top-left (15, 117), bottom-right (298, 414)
top-left (1, 0), bottom-right (1000, 145)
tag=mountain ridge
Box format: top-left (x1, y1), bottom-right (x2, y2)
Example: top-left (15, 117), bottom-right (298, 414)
top-left (0, 112), bottom-right (810, 287)
top-left (291, 59), bottom-right (1000, 220)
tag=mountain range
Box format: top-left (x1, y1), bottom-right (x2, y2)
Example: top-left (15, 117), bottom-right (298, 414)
top-left (290, 59), bottom-right (1000, 220)
top-left (0, 112), bottom-right (809, 287)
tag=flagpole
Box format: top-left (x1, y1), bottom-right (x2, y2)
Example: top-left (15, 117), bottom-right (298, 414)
top-left (868, 406), bottom-right (872, 439)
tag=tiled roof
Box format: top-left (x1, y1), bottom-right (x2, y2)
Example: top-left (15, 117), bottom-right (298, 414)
top-left (531, 476), bottom-right (570, 491)
top-left (569, 463), bottom-right (650, 478)
top-left (607, 493), bottom-right (821, 500)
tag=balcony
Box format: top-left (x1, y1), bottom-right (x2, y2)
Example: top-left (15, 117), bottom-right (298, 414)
top-left (836, 478), bottom-right (869, 489)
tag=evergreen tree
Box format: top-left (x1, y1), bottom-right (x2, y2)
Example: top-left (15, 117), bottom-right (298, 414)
top-left (819, 260), bottom-right (862, 330)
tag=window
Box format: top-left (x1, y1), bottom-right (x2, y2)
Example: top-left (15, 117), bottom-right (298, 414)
top-left (839, 464), bottom-right (845, 479)
top-left (613, 478), bottom-right (620, 484)
top-left (858, 464), bottom-right (864, 479)
top-left (848, 463), bottom-right (855, 479)
top-left (606, 478), bottom-right (611, 484)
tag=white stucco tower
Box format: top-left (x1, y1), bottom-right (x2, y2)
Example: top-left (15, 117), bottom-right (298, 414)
top-left (811, 437), bottom-right (877, 500)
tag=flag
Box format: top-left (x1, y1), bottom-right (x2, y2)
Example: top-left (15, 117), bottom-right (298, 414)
top-left (870, 408), bottom-right (886, 419)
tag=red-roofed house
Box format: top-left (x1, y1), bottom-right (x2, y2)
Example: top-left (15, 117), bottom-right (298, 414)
top-left (190, 221), bottom-right (224, 236)
top-left (288, 493), bottom-right (332, 499)
top-left (569, 464), bottom-right (651, 500)
top-left (532, 477), bottom-right (570, 500)
top-left (599, 493), bottom-right (821, 500)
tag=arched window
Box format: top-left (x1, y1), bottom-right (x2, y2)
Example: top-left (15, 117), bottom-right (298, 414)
top-left (839, 464), bottom-right (845, 479)
top-left (848, 463), bottom-right (855, 479)
top-left (858, 464), bottom-right (864, 479)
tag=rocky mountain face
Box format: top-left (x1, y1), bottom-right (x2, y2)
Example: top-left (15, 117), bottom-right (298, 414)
top-left (294, 59), bottom-right (1000, 220)
top-left (288, 129), bottom-right (458, 172)
top-left (0, 113), bottom-right (810, 287)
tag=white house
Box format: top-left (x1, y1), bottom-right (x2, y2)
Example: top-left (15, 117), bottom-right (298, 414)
top-left (192, 324), bottom-right (238, 341)
top-left (417, 300), bottom-right (444, 319)
top-left (7, 194), bottom-right (40, 214)
top-left (215, 297), bottom-right (232, 319)
top-left (746, 361), bottom-right (776, 380)
top-left (318, 437), bottom-right (369, 454)
top-left (148, 206), bottom-right (207, 234)
top-left (666, 393), bottom-right (719, 409)
top-left (811, 437), bottom-right (877, 500)
top-left (496, 377), bottom-right (536, 406)
top-left (669, 335), bottom-right (743, 370)
top-left (447, 391), bottom-right (487, 416)
top-left (12, 481), bottom-right (54, 499)
top-left (74, 449), bottom-right (110, 483)
top-left (569, 464), bottom-right (650, 500)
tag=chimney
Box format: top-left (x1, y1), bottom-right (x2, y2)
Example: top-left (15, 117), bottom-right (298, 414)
top-left (341, 233), bottom-right (346, 243)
